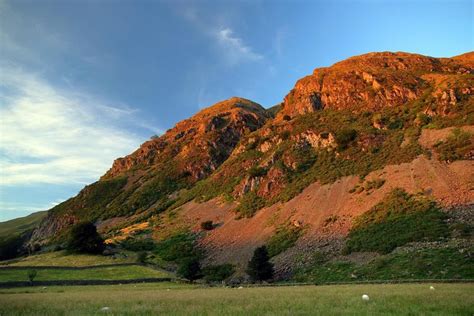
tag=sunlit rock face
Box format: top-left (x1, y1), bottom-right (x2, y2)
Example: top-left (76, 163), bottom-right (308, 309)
top-left (277, 51), bottom-right (474, 120)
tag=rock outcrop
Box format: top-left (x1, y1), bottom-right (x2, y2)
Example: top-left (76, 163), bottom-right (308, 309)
top-left (277, 52), bottom-right (474, 119)
top-left (105, 97), bottom-right (269, 180)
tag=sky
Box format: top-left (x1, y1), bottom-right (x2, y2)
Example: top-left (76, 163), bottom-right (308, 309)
top-left (0, 0), bottom-right (472, 221)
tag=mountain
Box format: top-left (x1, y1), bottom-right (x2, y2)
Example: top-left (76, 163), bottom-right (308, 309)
top-left (13, 51), bottom-right (474, 280)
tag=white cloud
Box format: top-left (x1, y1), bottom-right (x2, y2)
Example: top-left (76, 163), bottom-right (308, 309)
top-left (215, 28), bottom-right (263, 65)
top-left (0, 66), bottom-right (150, 186)
top-left (179, 7), bottom-right (263, 66)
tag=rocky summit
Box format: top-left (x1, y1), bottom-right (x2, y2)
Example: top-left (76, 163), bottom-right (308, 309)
top-left (15, 51), bottom-right (474, 281)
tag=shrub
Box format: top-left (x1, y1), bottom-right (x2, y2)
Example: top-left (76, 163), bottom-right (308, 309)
top-left (200, 220), bottom-right (214, 231)
top-left (121, 238), bottom-right (156, 251)
top-left (345, 189), bottom-right (449, 254)
top-left (247, 166), bottom-right (267, 178)
top-left (137, 251), bottom-right (148, 263)
top-left (415, 113), bottom-right (431, 126)
top-left (246, 246), bottom-right (274, 282)
top-left (66, 222), bottom-right (105, 254)
top-left (387, 117), bottom-right (403, 129)
top-left (364, 178), bottom-right (385, 191)
top-left (27, 270), bottom-right (37, 283)
top-left (237, 191), bottom-right (265, 218)
top-left (202, 264), bottom-right (235, 282)
top-left (177, 257), bottom-right (201, 281)
top-left (450, 222), bottom-right (472, 238)
top-left (283, 115), bottom-right (291, 121)
top-left (280, 130), bottom-right (291, 140)
top-left (435, 128), bottom-right (473, 162)
top-left (267, 225), bottom-right (302, 257)
top-left (154, 233), bottom-right (201, 263)
top-left (335, 128), bottom-right (357, 150)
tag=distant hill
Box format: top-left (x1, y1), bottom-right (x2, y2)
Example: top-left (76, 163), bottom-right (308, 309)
top-left (0, 211), bottom-right (47, 241)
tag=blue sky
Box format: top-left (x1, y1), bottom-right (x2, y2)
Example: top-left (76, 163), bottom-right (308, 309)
top-left (0, 0), bottom-right (472, 221)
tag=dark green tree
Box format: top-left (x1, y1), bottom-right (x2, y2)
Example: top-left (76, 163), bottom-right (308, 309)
top-left (246, 246), bottom-right (274, 282)
top-left (27, 269), bottom-right (37, 283)
top-left (66, 221), bottom-right (105, 254)
top-left (177, 257), bottom-right (202, 281)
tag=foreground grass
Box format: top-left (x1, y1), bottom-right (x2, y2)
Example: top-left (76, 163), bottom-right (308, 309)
top-left (0, 283), bottom-right (472, 315)
top-left (0, 265), bottom-right (171, 282)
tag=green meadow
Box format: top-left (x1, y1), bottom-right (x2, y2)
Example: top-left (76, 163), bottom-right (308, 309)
top-left (0, 265), bottom-right (171, 282)
top-left (0, 283), bottom-right (472, 315)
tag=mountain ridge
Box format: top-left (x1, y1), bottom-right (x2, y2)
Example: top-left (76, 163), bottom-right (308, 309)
top-left (9, 51), bottom-right (473, 281)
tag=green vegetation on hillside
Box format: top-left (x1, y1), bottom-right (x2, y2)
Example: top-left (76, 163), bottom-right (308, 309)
top-left (152, 232), bottom-right (202, 264)
top-left (237, 191), bottom-right (265, 218)
top-left (0, 211), bottom-right (48, 261)
top-left (0, 211), bottom-right (47, 239)
top-left (267, 225), bottom-right (303, 257)
top-left (170, 102), bottom-right (439, 218)
top-left (294, 247), bottom-right (473, 283)
top-left (202, 264), bottom-right (235, 282)
top-left (345, 189), bottom-right (449, 254)
top-left (434, 128), bottom-right (474, 162)
top-left (49, 177), bottom-right (128, 220)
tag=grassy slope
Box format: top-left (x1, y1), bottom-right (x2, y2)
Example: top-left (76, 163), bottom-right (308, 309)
top-left (0, 283), bottom-right (472, 315)
top-left (294, 247), bottom-right (474, 283)
top-left (0, 211), bottom-right (47, 240)
top-left (0, 265), bottom-right (171, 282)
top-left (1, 251), bottom-right (136, 267)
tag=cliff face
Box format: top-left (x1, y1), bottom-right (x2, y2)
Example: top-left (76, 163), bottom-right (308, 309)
top-left (277, 52), bottom-right (474, 119)
top-left (28, 52), bottom-right (474, 271)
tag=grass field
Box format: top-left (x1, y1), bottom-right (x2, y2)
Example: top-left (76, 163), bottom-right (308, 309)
top-left (1, 251), bottom-right (137, 267)
top-left (0, 283), bottom-right (472, 315)
top-left (0, 265), bottom-right (171, 282)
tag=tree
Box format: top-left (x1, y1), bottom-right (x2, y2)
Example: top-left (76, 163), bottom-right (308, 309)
top-left (66, 221), bottom-right (105, 254)
top-left (177, 257), bottom-right (201, 281)
top-left (246, 246), bottom-right (274, 282)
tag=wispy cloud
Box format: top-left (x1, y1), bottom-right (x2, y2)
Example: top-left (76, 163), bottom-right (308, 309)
top-left (0, 66), bottom-right (150, 186)
top-left (181, 7), bottom-right (263, 66)
top-left (215, 28), bottom-right (263, 65)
